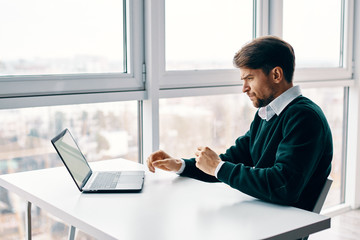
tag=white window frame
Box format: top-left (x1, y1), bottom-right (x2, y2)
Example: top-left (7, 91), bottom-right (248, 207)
top-left (0, 0), bottom-right (145, 108)
top-left (152, 0), bottom-right (253, 90)
top-left (149, 0), bottom-right (354, 91)
top-left (268, 0), bottom-right (354, 84)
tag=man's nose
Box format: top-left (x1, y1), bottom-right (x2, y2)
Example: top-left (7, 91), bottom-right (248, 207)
top-left (242, 82), bottom-right (250, 93)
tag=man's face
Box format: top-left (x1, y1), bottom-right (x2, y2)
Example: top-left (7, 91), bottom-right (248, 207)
top-left (240, 68), bottom-right (276, 108)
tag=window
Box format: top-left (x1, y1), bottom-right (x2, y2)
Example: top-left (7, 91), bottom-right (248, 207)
top-left (0, 0), bottom-right (126, 75)
top-left (280, 0), bottom-right (354, 82)
top-left (165, 0), bottom-right (253, 71)
top-left (159, 94), bottom-right (256, 158)
top-left (0, 101), bottom-right (139, 173)
top-left (0, 101), bottom-right (138, 238)
top-left (302, 87), bottom-right (347, 208)
top-left (159, 0), bottom-right (254, 89)
top-left (0, 0), bottom-right (144, 99)
top-left (283, 0), bottom-right (342, 68)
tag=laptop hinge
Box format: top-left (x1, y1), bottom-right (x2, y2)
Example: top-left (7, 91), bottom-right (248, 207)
top-left (81, 171), bottom-right (94, 190)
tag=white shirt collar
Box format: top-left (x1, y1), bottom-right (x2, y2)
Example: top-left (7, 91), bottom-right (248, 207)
top-left (258, 85), bottom-right (302, 121)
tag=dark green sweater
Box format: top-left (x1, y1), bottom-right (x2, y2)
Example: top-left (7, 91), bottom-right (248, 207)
top-left (180, 96), bottom-right (333, 211)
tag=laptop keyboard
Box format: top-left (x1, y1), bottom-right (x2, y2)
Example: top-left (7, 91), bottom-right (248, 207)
top-left (91, 172), bottom-right (121, 189)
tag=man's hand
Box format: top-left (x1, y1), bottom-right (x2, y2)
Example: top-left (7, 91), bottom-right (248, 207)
top-left (146, 150), bottom-right (182, 173)
top-left (195, 146), bottom-right (221, 176)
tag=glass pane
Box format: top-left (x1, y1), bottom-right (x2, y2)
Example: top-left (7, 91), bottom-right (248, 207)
top-left (166, 0), bottom-right (253, 71)
top-left (0, 0), bottom-right (126, 75)
top-left (0, 101), bottom-right (138, 239)
top-left (283, 0), bottom-right (342, 68)
top-left (302, 87), bottom-right (344, 209)
top-left (159, 94), bottom-right (257, 158)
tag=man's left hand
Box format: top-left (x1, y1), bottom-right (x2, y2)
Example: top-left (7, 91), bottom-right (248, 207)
top-left (195, 146), bottom-right (221, 176)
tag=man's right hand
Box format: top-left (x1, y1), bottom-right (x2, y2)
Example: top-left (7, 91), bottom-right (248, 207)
top-left (146, 150), bottom-right (182, 173)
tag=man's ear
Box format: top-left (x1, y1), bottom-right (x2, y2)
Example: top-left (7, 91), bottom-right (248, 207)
top-left (272, 67), bottom-right (284, 83)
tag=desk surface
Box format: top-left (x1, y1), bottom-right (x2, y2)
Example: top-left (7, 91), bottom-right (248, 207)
top-left (0, 159), bottom-right (330, 240)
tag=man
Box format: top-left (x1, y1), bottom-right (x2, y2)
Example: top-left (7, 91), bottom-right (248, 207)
top-left (147, 36), bottom-right (333, 211)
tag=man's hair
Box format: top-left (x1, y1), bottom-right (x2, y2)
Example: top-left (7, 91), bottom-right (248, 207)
top-left (233, 36), bottom-right (295, 83)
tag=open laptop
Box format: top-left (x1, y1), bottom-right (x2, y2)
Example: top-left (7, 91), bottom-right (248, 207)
top-left (51, 129), bottom-right (145, 193)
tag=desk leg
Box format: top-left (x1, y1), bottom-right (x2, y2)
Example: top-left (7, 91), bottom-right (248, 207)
top-left (25, 201), bottom-right (32, 240)
top-left (68, 225), bottom-right (76, 240)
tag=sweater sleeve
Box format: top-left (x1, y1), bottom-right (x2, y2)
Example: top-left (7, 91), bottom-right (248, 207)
top-left (179, 126), bottom-right (254, 182)
top-left (219, 129), bottom-right (253, 166)
top-left (179, 158), bottom-right (220, 182)
top-left (217, 106), bottom-right (332, 206)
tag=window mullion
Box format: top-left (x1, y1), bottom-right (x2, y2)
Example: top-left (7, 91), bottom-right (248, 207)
top-left (141, 0), bottom-right (163, 162)
top-left (255, 0), bottom-right (270, 37)
top-left (123, 0), bottom-right (128, 73)
top-left (268, 0), bottom-right (283, 37)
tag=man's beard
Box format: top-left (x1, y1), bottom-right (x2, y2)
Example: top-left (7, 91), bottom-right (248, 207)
top-left (256, 95), bottom-right (275, 108)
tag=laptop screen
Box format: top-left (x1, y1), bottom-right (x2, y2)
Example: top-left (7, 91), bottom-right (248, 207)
top-left (52, 129), bottom-right (92, 189)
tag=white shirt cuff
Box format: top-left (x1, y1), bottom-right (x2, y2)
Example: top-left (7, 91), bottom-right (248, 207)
top-left (175, 159), bottom-right (186, 174)
top-left (214, 161), bottom-right (225, 178)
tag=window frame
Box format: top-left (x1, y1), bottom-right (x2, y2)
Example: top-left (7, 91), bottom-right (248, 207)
top-left (155, 0), bottom-right (255, 90)
top-left (151, 0), bottom-right (354, 90)
top-left (269, 0), bottom-right (354, 83)
top-left (0, 0), bottom-right (145, 105)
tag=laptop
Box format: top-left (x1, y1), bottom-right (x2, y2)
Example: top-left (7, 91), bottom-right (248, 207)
top-left (51, 129), bottom-right (145, 193)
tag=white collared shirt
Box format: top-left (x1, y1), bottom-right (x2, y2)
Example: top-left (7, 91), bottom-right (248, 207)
top-left (257, 85), bottom-right (302, 121)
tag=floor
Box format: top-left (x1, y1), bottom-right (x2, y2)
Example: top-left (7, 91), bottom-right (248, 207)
top-left (310, 208), bottom-right (360, 240)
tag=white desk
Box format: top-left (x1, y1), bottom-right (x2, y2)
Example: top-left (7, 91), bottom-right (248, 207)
top-left (0, 159), bottom-right (330, 240)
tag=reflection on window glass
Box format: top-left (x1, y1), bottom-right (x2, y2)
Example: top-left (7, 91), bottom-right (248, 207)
top-left (0, 0), bottom-right (126, 75)
top-left (0, 101), bottom-right (138, 239)
top-left (159, 87), bottom-right (345, 209)
top-left (283, 0), bottom-right (342, 68)
top-left (166, 0), bottom-right (253, 70)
